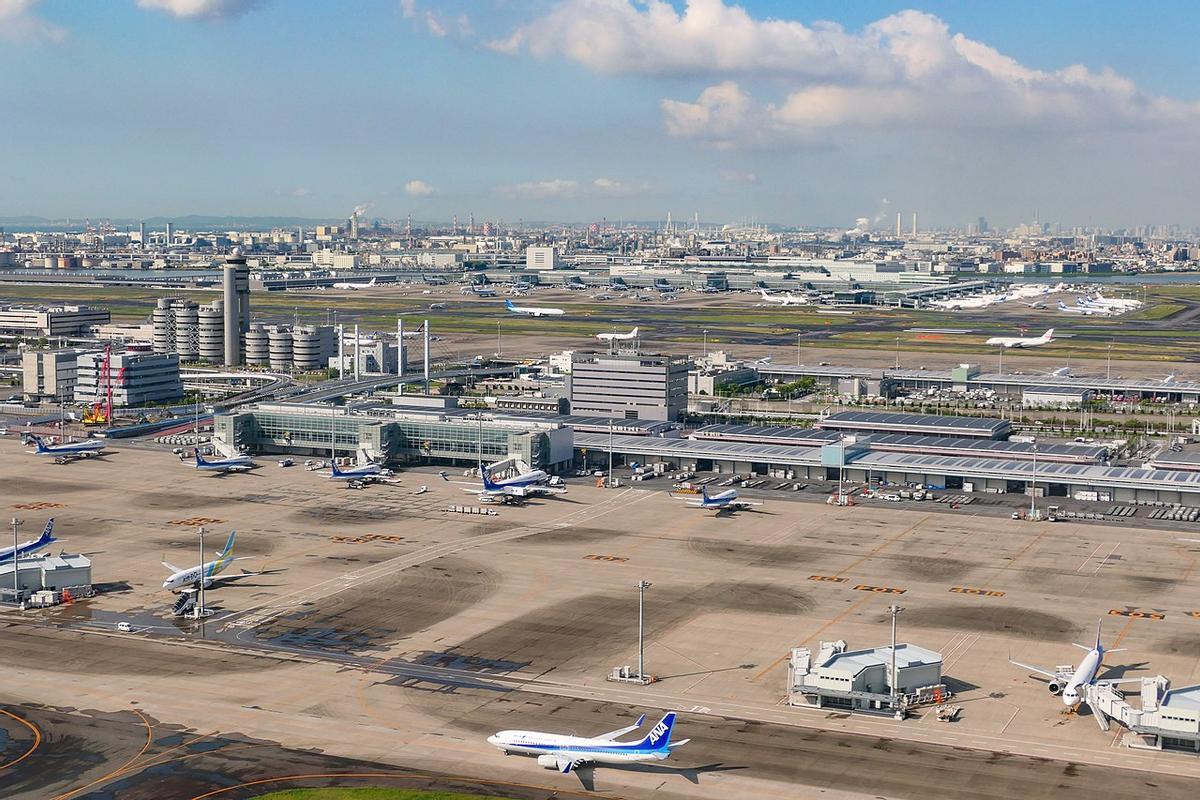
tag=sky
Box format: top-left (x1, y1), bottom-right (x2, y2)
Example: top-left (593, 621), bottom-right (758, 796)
top-left (2, 0), bottom-right (1199, 229)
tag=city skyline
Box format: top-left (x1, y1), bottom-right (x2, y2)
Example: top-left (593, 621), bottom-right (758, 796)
top-left (3, 0), bottom-right (1199, 227)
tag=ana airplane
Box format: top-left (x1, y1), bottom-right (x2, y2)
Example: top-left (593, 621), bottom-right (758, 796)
top-left (29, 436), bottom-right (106, 459)
top-left (462, 284), bottom-right (497, 297)
top-left (328, 460), bottom-right (389, 481)
top-left (1057, 301), bottom-right (1100, 316)
top-left (505, 299), bottom-right (565, 317)
top-left (596, 327), bottom-right (639, 343)
top-left (0, 518), bottom-right (57, 564)
top-left (194, 450), bottom-right (255, 473)
top-left (487, 711), bottom-right (687, 775)
top-left (331, 277), bottom-right (377, 290)
top-left (684, 485), bottom-right (762, 513)
top-left (985, 328), bottom-right (1055, 348)
top-left (759, 288), bottom-right (808, 306)
top-left (161, 530), bottom-right (255, 592)
top-left (461, 463), bottom-right (565, 500)
top-left (1009, 619), bottom-right (1141, 712)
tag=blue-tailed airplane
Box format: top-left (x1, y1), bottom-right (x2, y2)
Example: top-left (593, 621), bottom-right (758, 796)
top-left (487, 712), bottom-right (687, 774)
top-left (683, 485), bottom-right (762, 513)
top-left (505, 298), bottom-right (565, 317)
top-left (458, 463), bottom-right (564, 500)
top-left (194, 450), bottom-right (255, 473)
top-left (29, 436), bottom-right (106, 460)
top-left (328, 460), bottom-right (389, 481)
top-left (161, 530), bottom-right (256, 592)
top-left (0, 518), bottom-right (57, 564)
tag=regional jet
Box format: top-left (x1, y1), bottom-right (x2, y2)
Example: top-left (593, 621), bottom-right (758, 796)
top-left (505, 299), bottom-right (565, 317)
top-left (29, 436), bottom-right (106, 459)
top-left (1009, 619), bottom-right (1142, 712)
top-left (331, 277), bottom-right (377, 290)
top-left (596, 327), bottom-right (638, 343)
top-left (487, 712), bottom-right (687, 775)
top-left (161, 530), bottom-right (255, 592)
top-left (0, 518), bottom-right (57, 564)
top-left (985, 328), bottom-right (1055, 348)
top-left (684, 485), bottom-right (762, 513)
top-left (194, 450), bottom-right (255, 473)
top-left (759, 288), bottom-right (808, 306)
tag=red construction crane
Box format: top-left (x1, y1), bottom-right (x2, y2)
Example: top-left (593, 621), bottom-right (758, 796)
top-left (83, 346), bottom-right (113, 426)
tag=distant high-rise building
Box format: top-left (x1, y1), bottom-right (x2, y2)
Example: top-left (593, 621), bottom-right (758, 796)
top-left (977, 216), bottom-right (989, 234)
top-left (895, 212), bottom-right (902, 238)
top-left (165, 221), bottom-right (173, 246)
top-left (911, 213), bottom-right (918, 237)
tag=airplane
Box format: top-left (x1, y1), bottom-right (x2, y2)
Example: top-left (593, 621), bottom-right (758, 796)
top-left (1008, 619), bottom-right (1142, 712)
top-left (759, 288), bottom-right (808, 306)
top-left (505, 299), bottom-right (565, 317)
top-left (596, 327), bottom-right (639, 343)
top-left (985, 328), bottom-right (1055, 348)
top-left (331, 277), bottom-right (377, 290)
top-left (462, 284), bottom-right (497, 297)
top-left (428, 303), bottom-right (447, 310)
top-left (1057, 301), bottom-right (1100, 316)
top-left (329, 460), bottom-right (389, 481)
top-left (683, 485), bottom-right (762, 513)
top-left (487, 711), bottom-right (688, 775)
top-left (29, 435), bottom-right (106, 459)
top-left (0, 518), bottom-right (57, 564)
top-left (161, 530), bottom-right (255, 592)
top-left (193, 450), bottom-right (255, 473)
top-left (456, 463), bottom-right (564, 500)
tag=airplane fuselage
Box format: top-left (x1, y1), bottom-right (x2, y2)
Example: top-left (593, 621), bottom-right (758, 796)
top-left (487, 731), bottom-right (668, 766)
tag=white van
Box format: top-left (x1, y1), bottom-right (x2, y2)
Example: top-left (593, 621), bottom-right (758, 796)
top-left (116, 621), bottom-right (133, 632)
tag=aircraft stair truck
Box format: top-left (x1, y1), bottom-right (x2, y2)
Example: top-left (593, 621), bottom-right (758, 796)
top-left (172, 589), bottom-right (198, 617)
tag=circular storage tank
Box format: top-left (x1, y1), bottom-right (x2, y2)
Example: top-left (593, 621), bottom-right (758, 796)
top-left (244, 324), bottom-right (269, 367)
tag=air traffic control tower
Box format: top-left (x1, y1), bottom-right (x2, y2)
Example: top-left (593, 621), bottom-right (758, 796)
top-left (222, 249), bottom-right (251, 366)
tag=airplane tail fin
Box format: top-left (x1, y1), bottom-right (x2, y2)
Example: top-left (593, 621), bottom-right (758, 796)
top-left (480, 464), bottom-right (500, 491)
top-left (1044, 328), bottom-right (1055, 341)
top-left (637, 712), bottom-right (677, 752)
top-left (630, 327), bottom-right (638, 337)
top-left (700, 484), bottom-right (709, 501)
top-left (331, 460), bottom-right (344, 477)
top-left (33, 436), bottom-right (47, 453)
top-left (194, 450), bottom-right (207, 466)
top-left (504, 299), bottom-right (515, 310)
top-left (218, 530), bottom-right (236, 557)
top-left (369, 277), bottom-right (377, 286)
top-left (38, 518), bottom-right (55, 546)
top-left (1096, 617), bottom-right (1104, 651)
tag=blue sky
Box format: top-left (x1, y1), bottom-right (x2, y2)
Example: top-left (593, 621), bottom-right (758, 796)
top-left (2, 0), bottom-right (1198, 228)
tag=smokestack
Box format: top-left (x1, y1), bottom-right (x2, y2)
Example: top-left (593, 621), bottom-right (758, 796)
top-left (911, 212), bottom-right (918, 237)
top-left (895, 212), bottom-right (901, 238)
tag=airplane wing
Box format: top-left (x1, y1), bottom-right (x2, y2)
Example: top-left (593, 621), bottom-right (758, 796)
top-left (161, 560), bottom-right (183, 573)
top-left (595, 714), bottom-right (645, 741)
top-left (1008, 658), bottom-right (1060, 680)
top-left (552, 754), bottom-right (589, 774)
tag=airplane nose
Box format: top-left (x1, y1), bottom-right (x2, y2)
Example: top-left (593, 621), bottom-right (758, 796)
top-left (486, 735), bottom-right (499, 746)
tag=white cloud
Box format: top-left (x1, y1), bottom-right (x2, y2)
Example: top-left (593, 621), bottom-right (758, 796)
top-left (496, 1), bottom-right (1200, 149)
top-left (401, 0), bottom-right (470, 39)
top-left (136, 0), bottom-right (261, 20)
top-left (499, 179), bottom-right (580, 200)
top-left (0, 0), bottom-right (66, 43)
top-left (405, 179), bottom-right (437, 198)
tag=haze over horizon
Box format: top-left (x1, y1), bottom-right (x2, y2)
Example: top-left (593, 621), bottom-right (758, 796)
top-left (3, 0), bottom-right (1198, 229)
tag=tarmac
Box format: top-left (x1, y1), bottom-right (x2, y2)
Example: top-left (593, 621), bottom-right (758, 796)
top-left (4, 436), bottom-right (1200, 798)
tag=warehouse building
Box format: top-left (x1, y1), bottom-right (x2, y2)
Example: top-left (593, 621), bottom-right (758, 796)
top-left (0, 553), bottom-right (92, 600)
top-left (0, 304), bottom-right (110, 336)
top-left (788, 640), bottom-right (946, 716)
top-left (815, 411), bottom-right (1012, 439)
top-left (569, 352), bottom-right (692, 421)
top-left (1022, 386), bottom-right (1094, 409)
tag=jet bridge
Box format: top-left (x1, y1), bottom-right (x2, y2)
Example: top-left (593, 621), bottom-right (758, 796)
top-left (1086, 676), bottom-right (1200, 752)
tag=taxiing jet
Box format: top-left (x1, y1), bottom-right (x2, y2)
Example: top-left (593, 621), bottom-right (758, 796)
top-left (30, 436), bottom-right (106, 459)
top-left (985, 328), bottom-right (1055, 348)
top-left (0, 518), bottom-right (57, 564)
top-left (759, 288), bottom-right (808, 306)
top-left (505, 299), bottom-right (565, 317)
top-left (1009, 619), bottom-right (1141, 712)
top-left (331, 277), bottom-right (377, 290)
top-left (684, 485), bottom-right (762, 513)
top-left (596, 327), bottom-right (639, 343)
top-left (194, 450), bottom-right (255, 473)
top-left (329, 460), bottom-right (389, 481)
top-left (487, 712), bottom-right (687, 775)
top-left (161, 530), bottom-right (255, 592)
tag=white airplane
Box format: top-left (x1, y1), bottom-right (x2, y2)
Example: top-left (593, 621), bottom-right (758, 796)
top-left (161, 530), bottom-right (255, 592)
top-left (596, 327), bottom-right (638, 343)
top-left (985, 328), bottom-right (1055, 348)
top-left (1009, 619), bottom-right (1141, 712)
top-left (331, 277), bottom-right (377, 290)
top-left (1082, 293), bottom-right (1141, 312)
top-left (194, 450), bottom-right (255, 473)
top-left (487, 711), bottom-right (687, 775)
top-left (29, 435), bottom-right (106, 459)
top-left (759, 288), bottom-right (808, 306)
top-left (1057, 301), bottom-right (1101, 316)
top-left (683, 485), bottom-right (762, 513)
top-left (328, 460), bottom-right (389, 481)
top-left (0, 518), bottom-right (57, 564)
top-left (455, 463), bottom-right (565, 500)
top-left (505, 299), bottom-right (564, 317)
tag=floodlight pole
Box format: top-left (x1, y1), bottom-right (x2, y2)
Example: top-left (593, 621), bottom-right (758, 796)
top-left (889, 603), bottom-right (904, 712)
top-left (608, 418), bottom-right (614, 490)
top-left (636, 580), bottom-right (652, 681)
top-left (195, 526), bottom-right (205, 620)
top-left (11, 517), bottom-right (21, 599)
top-left (1030, 442), bottom-right (1038, 520)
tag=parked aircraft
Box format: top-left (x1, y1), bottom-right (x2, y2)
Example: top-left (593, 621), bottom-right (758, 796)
top-left (684, 485), bottom-right (762, 513)
top-left (331, 277), bottom-right (377, 290)
top-left (0, 518), bottom-right (57, 564)
top-left (29, 436), bottom-right (105, 459)
top-left (161, 530), bottom-right (255, 592)
top-left (455, 463), bottom-right (564, 500)
top-left (194, 450), bottom-right (255, 473)
top-left (1009, 619), bottom-right (1141, 711)
top-left (985, 328), bottom-right (1055, 348)
top-left (596, 327), bottom-right (639, 343)
top-left (462, 284), bottom-right (497, 297)
top-left (1057, 301), bottom-right (1101, 316)
top-left (428, 303), bottom-right (447, 310)
top-left (505, 299), bottom-right (565, 317)
top-left (328, 460), bottom-right (389, 481)
top-left (759, 289), bottom-right (808, 306)
top-left (487, 712), bottom-right (687, 774)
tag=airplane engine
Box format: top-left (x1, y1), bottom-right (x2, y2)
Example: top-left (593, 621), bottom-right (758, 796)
top-left (537, 755), bottom-right (559, 770)
top-left (1047, 681), bottom-right (1063, 695)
